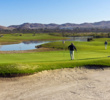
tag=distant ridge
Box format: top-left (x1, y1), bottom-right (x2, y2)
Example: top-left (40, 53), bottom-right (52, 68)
top-left (1, 21), bottom-right (110, 30)
top-left (0, 25), bottom-right (12, 30)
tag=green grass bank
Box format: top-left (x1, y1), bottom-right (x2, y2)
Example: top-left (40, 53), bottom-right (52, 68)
top-left (0, 33), bottom-right (67, 44)
top-left (0, 37), bottom-right (110, 77)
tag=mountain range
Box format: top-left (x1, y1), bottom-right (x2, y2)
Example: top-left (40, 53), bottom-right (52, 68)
top-left (1, 21), bottom-right (110, 30)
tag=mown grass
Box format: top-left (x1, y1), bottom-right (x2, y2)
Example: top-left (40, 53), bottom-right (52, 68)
top-left (0, 33), bottom-right (67, 44)
top-left (0, 37), bottom-right (110, 76)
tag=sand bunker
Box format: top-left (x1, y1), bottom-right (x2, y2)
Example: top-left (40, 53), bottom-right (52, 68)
top-left (0, 67), bottom-right (110, 100)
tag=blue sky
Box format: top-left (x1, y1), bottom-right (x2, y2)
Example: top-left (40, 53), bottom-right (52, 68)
top-left (0, 0), bottom-right (110, 26)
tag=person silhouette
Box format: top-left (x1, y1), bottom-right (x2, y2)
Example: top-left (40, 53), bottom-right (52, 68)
top-left (104, 41), bottom-right (108, 49)
top-left (68, 43), bottom-right (77, 60)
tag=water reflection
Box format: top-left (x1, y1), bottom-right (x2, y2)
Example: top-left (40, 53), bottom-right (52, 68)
top-left (22, 41), bottom-right (42, 44)
top-left (0, 41), bottom-right (49, 51)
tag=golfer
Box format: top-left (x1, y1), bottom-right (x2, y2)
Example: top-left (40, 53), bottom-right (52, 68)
top-left (104, 41), bottom-right (108, 49)
top-left (68, 43), bottom-right (77, 60)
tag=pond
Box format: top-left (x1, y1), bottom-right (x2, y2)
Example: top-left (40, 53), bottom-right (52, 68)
top-left (0, 36), bottom-right (93, 51)
top-left (0, 41), bottom-right (49, 51)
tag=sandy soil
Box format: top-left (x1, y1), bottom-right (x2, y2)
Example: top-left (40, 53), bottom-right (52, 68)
top-left (0, 68), bottom-right (110, 100)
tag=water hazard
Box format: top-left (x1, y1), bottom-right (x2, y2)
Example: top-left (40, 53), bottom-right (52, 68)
top-left (0, 41), bottom-right (49, 51)
top-left (0, 36), bottom-right (93, 51)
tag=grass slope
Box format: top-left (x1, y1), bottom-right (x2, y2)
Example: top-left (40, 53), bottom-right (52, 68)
top-left (0, 37), bottom-right (110, 76)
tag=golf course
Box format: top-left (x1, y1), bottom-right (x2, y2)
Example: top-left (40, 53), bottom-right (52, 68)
top-left (0, 33), bottom-right (110, 76)
top-left (0, 33), bottom-right (110, 100)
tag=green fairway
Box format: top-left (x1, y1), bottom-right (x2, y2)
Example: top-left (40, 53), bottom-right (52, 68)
top-left (0, 37), bottom-right (110, 76)
top-left (0, 33), bottom-right (67, 44)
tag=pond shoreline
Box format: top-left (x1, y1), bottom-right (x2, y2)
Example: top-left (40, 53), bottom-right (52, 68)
top-left (0, 47), bottom-right (61, 54)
